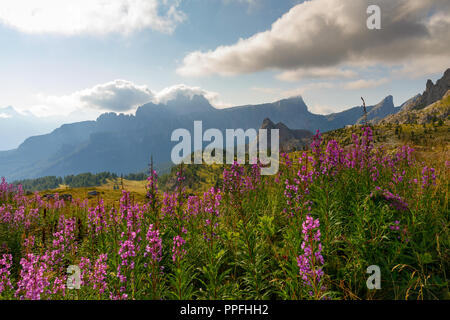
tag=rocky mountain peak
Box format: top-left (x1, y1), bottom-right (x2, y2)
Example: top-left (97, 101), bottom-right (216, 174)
top-left (403, 68), bottom-right (450, 111)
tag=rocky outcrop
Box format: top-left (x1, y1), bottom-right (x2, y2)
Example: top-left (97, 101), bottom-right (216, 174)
top-left (402, 68), bottom-right (450, 111)
top-left (381, 89), bottom-right (450, 125)
top-left (260, 118), bottom-right (313, 152)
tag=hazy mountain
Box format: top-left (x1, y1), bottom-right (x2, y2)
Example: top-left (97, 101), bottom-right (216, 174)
top-left (0, 106), bottom-right (66, 151)
top-left (260, 118), bottom-right (313, 152)
top-left (355, 95), bottom-right (399, 124)
top-left (0, 94), bottom-right (399, 180)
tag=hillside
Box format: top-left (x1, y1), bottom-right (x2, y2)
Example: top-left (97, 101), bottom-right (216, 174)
top-left (381, 90), bottom-right (450, 125)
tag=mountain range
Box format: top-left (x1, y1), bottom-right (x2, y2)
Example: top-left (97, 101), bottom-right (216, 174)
top-left (1, 68), bottom-right (448, 181)
top-left (0, 93), bottom-right (398, 181)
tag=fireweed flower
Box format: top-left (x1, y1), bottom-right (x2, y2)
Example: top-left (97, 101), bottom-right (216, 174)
top-left (185, 195), bottom-right (201, 218)
top-left (119, 191), bottom-right (144, 234)
top-left (201, 188), bottom-right (222, 242)
top-left (147, 169), bottom-right (158, 202)
top-left (87, 199), bottom-right (108, 235)
top-left (390, 220), bottom-right (401, 231)
top-left (16, 253), bottom-right (51, 300)
top-left (284, 152), bottom-right (314, 218)
top-left (162, 192), bottom-right (177, 220)
top-left (223, 161), bottom-right (245, 194)
top-left (49, 216), bottom-right (78, 265)
top-left (145, 224), bottom-right (163, 265)
top-left (297, 215), bottom-right (325, 297)
top-left (393, 169), bottom-right (406, 185)
top-left (79, 254), bottom-right (108, 294)
top-left (85, 254), bottom-right (109, 294)
top-left (421, 166), bottom-right (436, 189)
top-left (172, 235), bottom-right (187, 263)
top-left (323, 140), bottom-right (343, 176)
top-left (116, 195), bottom-right (144, 292)
top-left (79, 257), bottom-right (92, 286)
top-left (395, 145), bottom-right (415, 166)
top-left (371, 187), bottom-right (409, 212)
top-left (23, 235), bottom-right (35, 254)
top-left (0, 254), bottom-right (13, 294)
top-left (243, 162), bottom-right (262, 190)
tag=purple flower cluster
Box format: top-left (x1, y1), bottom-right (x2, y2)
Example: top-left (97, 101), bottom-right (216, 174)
top-left (89, 254), bottom-right (108, 294)
top-left (15, 253), bottom-right (50, 300)
top-left (201, 187), bottom-right (222, 242)
top-left (88, 199), bottom-right (108, 235)
top-left (371, 187), bottom-right (409, 211)
top-left (145, 224), bottom-right (162, 264)
top-left (421, 166), bottom-right (436, 189)
top-left (0, 254), bottom-right (13, 294)
top-left (172, 235), bottom-right (186, 263)
top-left (147, 169), bottom-right (159, 206)
top-left (223, 161), bottom-right (245, 194)
top-left (297, 215), bottom-right (325, 296)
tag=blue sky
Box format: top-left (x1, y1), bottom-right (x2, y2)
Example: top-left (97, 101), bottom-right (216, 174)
top-left (0, 0), bottom-right (449, 119)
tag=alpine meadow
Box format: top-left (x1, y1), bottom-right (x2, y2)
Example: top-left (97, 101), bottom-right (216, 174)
top-left (0, 0), bottom-right (449, 303)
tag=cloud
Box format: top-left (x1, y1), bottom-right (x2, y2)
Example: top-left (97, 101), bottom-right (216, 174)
top-left (25, 80), bottom-right (234, 117)
top-left (343, 78), bottom-right (389, 90)
top-left (251, 82), bottom-right (336, 100)
top-left (30, 80), bottom-right (155, 117)
top-left (393, 55), bottom-right (450, 79)
top-left (79, 80), bottom-right (154, 111)
top-left (276, 67), bottom-right (358, 82)
top-left (0, 0), bottom-right (185, 35)
top-left (281, 82), bottom-right (336, 97)
top-left (0, 113), bottom-right (12, 119)
top-left (177, 0), bottom-right (450, 79)
top-left (155, 84), bottom-right (232, 108)
top-left (223, 0), bottom-right (259, 9)
top-left (308, 104), bottom-right (338, 115)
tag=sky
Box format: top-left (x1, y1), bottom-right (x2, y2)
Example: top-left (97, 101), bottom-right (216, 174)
top-left (0, 0), bottom-right (449, 120)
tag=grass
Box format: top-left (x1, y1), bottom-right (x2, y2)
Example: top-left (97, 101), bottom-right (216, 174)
top-left (0, 124), bottom-right (448, 300)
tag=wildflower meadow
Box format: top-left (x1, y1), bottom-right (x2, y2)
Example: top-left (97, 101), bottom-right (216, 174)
top-left (0, 126), bottom-right (448, 300)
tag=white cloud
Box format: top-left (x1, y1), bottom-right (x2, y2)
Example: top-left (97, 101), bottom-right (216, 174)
top-left (177, 0), bottom-right (450, 79)
top-left (308, 104), bottom-right (338, 115)
top-left (155, 84), bottom-right (232, 108)
top-left (281, 82), bottom-right (336, 97)
top-left (251, 82), bottom-right (336, 101)
top-left (223, 0), bottom-right (259, 8)
top-left (0, 0), bottom-right (185, 35)
top-left (29, 80), bottom-right (155, 117)
top-left (79, 80), bottom-right (155, 111)
top-left (277, 67), bottom-right (358, 82)
top-left (343, 78), bottom-right (389, 90)
top-left (24, 80), bottom-right (234, 117)
top-left (393, 55), bottom-right (450, 79)
top-left (0, 113), bottom-right (12, 119)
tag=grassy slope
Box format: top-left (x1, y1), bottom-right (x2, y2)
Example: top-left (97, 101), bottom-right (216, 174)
top-left (34, 120), bottom-right (449, 205)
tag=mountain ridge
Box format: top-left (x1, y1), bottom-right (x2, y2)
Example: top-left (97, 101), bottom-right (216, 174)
top-left (0, 94), bottom-right (401, 180)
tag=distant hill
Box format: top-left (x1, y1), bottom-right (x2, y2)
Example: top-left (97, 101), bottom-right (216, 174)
top-left (259, 118), bottom-right (313, 152)
top-left (355, 95), bottom-right (399, 124)
top-left (381, 90), bottom-right (450, 125)
top-left (0, 106), bottom-right (64, 151)
top-left (0, 93), bottom-right (400, 181)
